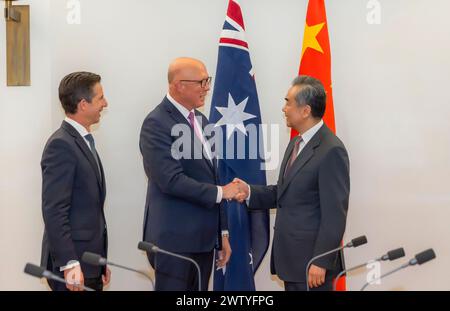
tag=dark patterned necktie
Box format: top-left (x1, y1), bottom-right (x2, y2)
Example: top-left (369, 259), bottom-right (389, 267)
top-left (284, 136), bottom-right (303, 178)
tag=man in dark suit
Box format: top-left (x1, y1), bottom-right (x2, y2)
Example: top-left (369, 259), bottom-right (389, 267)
top-left (234, 75), bottom-right (350, 291)
top-left (40, 72), bottom-right (110, 291)
top-left (139, 57), bottom-right (239, 291)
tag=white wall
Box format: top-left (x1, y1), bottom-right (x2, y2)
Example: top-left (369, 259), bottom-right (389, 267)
top-left (1, 0), bottom-right (449, 291)
top-left (0, 0), bottom-right (51, 291)
top-left (330, 0), bottom-right (450, 291)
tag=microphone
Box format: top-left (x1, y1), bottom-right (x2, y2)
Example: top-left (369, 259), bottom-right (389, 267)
top-left (24, 263), bottom-right (94, 291)
top-left (81, 252), bottom-right (155, 289)
top-left (346, 236), bottom-right (368, 248)
top-left (138, 241), bottom-right (202, 292)
top-left (82, 252), bottom-right (107, 266)
top-left (360, 248), bottom-right (436, 291)
top-left (333, 247), bottom-right (405, 290)
top-left (306, 235), bottom-right (368, 291)
top-left (410, 248), bottom-right (436, 265)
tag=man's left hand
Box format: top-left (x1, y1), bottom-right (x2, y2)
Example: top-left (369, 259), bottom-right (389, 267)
top-left (216, 236), bottom-right (232, 268)
top-left (308, 264), bottom-right (326, 288)
top-left (102, 266), bottom-right (111, 287)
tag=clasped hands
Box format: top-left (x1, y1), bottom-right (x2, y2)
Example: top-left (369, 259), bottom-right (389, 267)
top-left (221, 178), bottom-right (249, 203)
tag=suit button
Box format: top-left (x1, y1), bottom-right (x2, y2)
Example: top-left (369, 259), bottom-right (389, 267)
top-left (278, 204), bottom-right (283, 209)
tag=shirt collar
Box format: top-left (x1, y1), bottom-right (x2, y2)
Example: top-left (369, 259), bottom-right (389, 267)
top-left (300, 119), bottom-right (323, 146)
top-left (64, 116), bottom-right (90, 138)
top-left (167, 93), bottom-right (193, 120)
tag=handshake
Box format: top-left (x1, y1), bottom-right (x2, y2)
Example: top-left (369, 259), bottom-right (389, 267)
top-left (222, 178), bottom-right (250, 203)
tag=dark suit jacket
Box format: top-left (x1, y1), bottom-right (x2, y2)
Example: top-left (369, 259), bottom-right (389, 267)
top-left (40, 121), bottom-right (107, 278)
top-left (139, 97), bottom-right (227, 254)
top-left (249, 124), bottom-right (350, 282)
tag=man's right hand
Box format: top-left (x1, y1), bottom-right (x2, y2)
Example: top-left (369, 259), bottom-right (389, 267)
top-left (232, 178), bottom-right (250, 203)
top-left (221, 181), bottom-right (241, 200)
top-left (64, 265), bottom-right (84, 291)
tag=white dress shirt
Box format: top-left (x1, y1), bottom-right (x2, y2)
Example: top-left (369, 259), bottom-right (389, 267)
top-left (295, 119), bottom-right (323, 156)
top-left (64, 117), bottom-right (93, 151)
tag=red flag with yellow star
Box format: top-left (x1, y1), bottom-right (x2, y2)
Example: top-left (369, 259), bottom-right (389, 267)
top-left (292, 0), bottom-right (335, 138)
top-left (293, 0), bottom-right (346, 291)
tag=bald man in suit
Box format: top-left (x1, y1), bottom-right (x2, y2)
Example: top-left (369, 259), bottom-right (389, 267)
top-left (140, 58), bottom-right (240, 290)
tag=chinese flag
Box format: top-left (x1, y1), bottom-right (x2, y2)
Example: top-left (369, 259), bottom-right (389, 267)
top-left (293, 0), bottom-right (346, 291)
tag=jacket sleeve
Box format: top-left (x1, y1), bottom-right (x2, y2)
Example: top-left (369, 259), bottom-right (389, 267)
top-left (313, 146), bottom-right (350, 270)
top-left (140, 116), bottom-right (218, 208)
top-left (41, 138), bottom-right (78, 268)
top-left (248, 185), bottom-right (278, 210)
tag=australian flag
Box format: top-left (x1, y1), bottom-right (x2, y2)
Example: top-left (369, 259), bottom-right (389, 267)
top-left (209, 0), bottom-right (269, 291)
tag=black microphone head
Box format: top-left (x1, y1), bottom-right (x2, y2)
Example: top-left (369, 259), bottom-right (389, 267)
top-left (81, 252), bottom-right (105, 266)
top-left (413, 249), bottom-right (436, 265)
top-left (348, 236), bottom-right (367, 248)
top-left (24, 263), bottom-right (46, 278)
top-left (386, 248), bottom-right (406, 261)
top-left (138, 241), bottom-right (158, 253)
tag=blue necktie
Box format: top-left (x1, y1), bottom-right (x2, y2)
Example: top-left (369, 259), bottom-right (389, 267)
top-left (84, 134), bottom-right (102, 181)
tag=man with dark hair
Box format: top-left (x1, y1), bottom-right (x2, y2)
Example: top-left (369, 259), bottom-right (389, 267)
top-left (40, 71), bottom-right (110, 291)
top-left (234, 75), bottom-right (350, 291)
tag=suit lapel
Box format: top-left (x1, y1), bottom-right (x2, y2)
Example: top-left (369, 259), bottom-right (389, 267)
top-left (277, 128), bottom-right (322, 200)
top-left (62, 121), bottom-right (104, 192)
top-left (164, 98), bottom-right (215, 174)
top-left (197, 112), bottom-right (215, 172)
top-left (165, 99), bottom-right (204, 154)
top-left (74, 137), bottom-right (104, 191)
top-left (277, 138), bottom-right (296, 189)
top-left (165, 98), bottom-right (191, 127)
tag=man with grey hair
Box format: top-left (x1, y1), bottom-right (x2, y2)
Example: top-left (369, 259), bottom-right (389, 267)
top-left (234, 75), bottom-right (350, 291)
